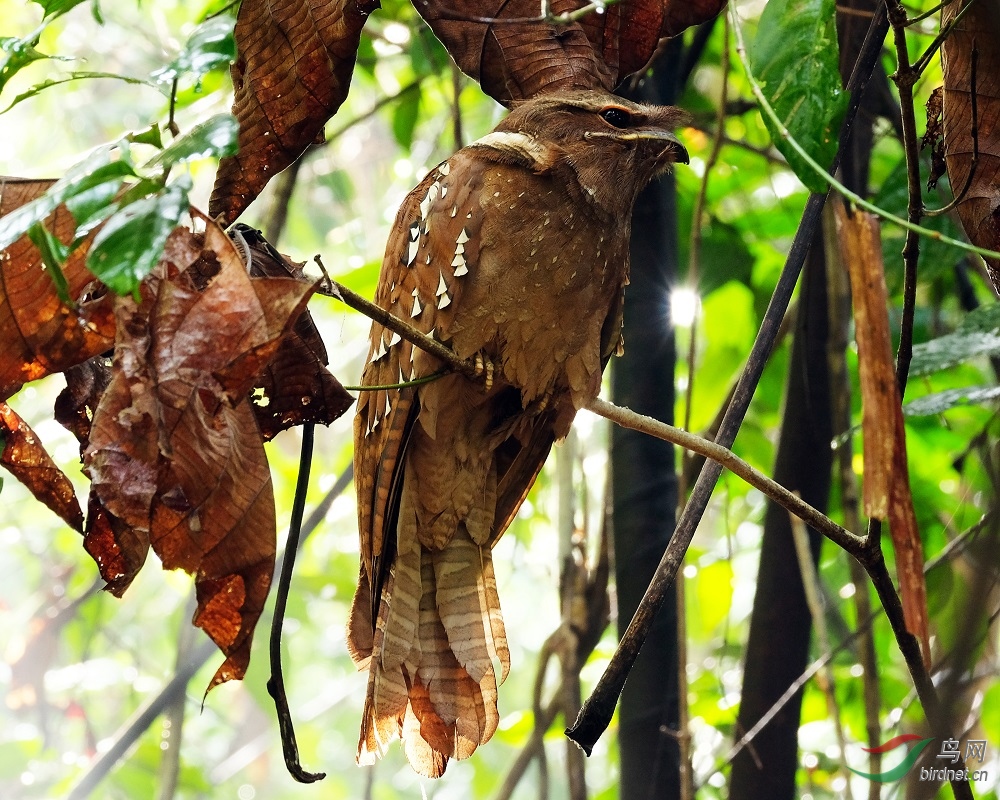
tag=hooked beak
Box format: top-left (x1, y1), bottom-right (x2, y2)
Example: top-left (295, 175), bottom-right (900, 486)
top-left (630, 129), bottom-right (689, 164)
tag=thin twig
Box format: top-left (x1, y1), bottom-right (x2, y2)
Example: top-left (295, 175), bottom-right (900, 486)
top-left (155, 592), bottom-right (199, 800)
top-left (588, 398), bottom-right (865, 553)
top-left (886, 0), bottom-right (924, 396)
top-left (911, 0), bottom-right (977, 76)
top-left (789, 511), bottom-right (852, 800)
top-left (267, 423), bottom-right (325, 783)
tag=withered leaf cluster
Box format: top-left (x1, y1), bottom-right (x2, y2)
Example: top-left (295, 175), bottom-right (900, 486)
top-left (209, 0), bottom-right (726, 222)
top-left (0, 179), bottom-right (352, 688)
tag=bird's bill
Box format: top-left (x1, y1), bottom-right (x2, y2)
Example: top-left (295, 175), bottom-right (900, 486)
top-left (622, 129), bottom-right (690, 164)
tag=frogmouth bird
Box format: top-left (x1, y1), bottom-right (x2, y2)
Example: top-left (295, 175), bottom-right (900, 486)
top-left (348, 89), bottom-right (689, 777)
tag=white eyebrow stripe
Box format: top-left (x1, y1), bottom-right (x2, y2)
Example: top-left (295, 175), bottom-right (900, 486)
top-left (470, 131), bottom-right (554, 165)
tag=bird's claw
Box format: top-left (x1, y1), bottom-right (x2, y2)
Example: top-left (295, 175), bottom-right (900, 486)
top-left (473, 353), bottom-right (495, 392)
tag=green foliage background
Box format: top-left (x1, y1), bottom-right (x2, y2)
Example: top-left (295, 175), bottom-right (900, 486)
top-left (0, 1), bottom-right (997, 799)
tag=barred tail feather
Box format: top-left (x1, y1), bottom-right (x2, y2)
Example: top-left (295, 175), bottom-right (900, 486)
top-left (349, 524), bottom-right (510, 776)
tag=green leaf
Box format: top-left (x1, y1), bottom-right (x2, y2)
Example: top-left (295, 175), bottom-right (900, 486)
top-left (26, 222), bottom-right (71, 302)
top-left (0, 71), bottom-right (153, 114)
top-left (0, 146), bottom-right (138, 251)
top-left (903, 385), bottom-right (1000, 417)
top-left (0, 37), bottom-right (55, 96)
top-left (146, 114), bottom-right (238, 168)
top-left (31, 0), bottom-right (90, 17)
top-left (87, 176), bottom-right (191, 295)
top-left (909, 303), bottom-right (1000, 377)
top-left (152, 16), bottom-right (236, 86)
top-left (392, 87), bottom-right (421, 148)
top-left (127, 123), bottom-right (163, 148)
top-left (750, 0), bottom-right (847, 193)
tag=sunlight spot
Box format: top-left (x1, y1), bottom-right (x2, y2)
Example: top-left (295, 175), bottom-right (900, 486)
top-left (683, 564), bottom-right (698, 579)
top-left (831, 777), bottom-right (848, 792)
top-left (20, 772), bottom-right (34, 786)
top-left (839, 582), bottom-right (856, 599)
top-left (393, 158), bottom-right (413, 180)
top-left (771, 170), bottom-right (802, 198)
top-left (802, 752), bottom-right (819, 769)
top-left (851, 663), bottom-right (864, 678)
top-left (383, 22), bottom-right (410, 45)
top-left (238, 784), bottom-right (256, 800)
top-left (708, 772), bottom-right (726, 788)
top-left (939, 478), bottom-right (957, 493)
top-left (671, 287), bottom-right (701, 327)
top-left (687, 155), bottom-right (706, 178)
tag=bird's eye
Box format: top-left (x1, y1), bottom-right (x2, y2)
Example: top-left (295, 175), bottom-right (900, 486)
top-left (600, 107), bottom-right (632, 128)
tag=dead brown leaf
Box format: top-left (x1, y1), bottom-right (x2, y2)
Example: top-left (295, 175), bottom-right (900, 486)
top-left (0, 177), bottom-right (114, 400)
top-left (208, 0), bottom-right (376, 224)
top-left (941, 0), bottom-right (1000, 288)
top-left (231, 225), bottom-right (354, 440)
top-left (0, 401), bottom-right (84, 532)
top-left (835, 200), bottom-right (930, 665)
top-left (84, 217), bottom-right (321, 688)
top-left (417, 0), bottom-right (726, 103)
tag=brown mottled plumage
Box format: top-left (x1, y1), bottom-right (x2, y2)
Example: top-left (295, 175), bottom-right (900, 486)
top-left (348, 89), bottom-right (688, 777)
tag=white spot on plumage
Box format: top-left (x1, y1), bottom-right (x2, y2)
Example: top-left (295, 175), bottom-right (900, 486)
top-left (438, 291), bottom-right (451, 309)
top-left (411, 295), bottom-right (422, 317)
top-left (453, 260), bottom-right (469, 277)
top-left (456, 243), bottom-right (465, 255)
top-left (407, 238), bottom-right (419, 266)
top-left (452, 253), bottom-right (466, 268)
top-left (441, 186), bottom-right (448, 198)
top-left (372, 338), bottom-right (387, 361)
top-left (457, 229), bottom-right (470, 244)
top-left (436, 272), bottom-right (448, 296)
top-left (425, 254), bottom-right (432, 265)
top-left (439, 161), bottom-right (450, 176)
top-left (388, 331), bottom-right (401, 347)
top-left (450, 206), bottom-right (458, 218)
top-left (409, 223), bottom-right (419, 241)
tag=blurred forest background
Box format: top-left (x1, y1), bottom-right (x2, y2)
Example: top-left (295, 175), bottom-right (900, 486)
top-left (0, 0), bottom-right (998, 798)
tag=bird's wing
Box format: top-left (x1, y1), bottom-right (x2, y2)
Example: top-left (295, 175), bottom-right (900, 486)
top-left (353, 154), bottom-right (487, 624)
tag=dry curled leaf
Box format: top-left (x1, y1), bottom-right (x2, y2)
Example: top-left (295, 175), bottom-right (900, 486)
top-left (84, 217), bottom-right (320, 689)
top-left (54, 358), bottom-right (113, 448)
top-left (941, 0), bottom-right (1000, 287)
top-left (835, 201), bottom-right (930, 666)
top-left (0, 401), bottom-right (84, 532)
top-left (0, 177), bottom-right (115, 400)
top-left (209, 0), bottom-right (376, 224)
top-left (922, 85), bottom-right (946, 189)
top-left (231, 225), bottom-right (354, 440)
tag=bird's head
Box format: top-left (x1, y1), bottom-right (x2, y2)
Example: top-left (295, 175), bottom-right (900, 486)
top-left (473, 89), bottom-right (689, 215)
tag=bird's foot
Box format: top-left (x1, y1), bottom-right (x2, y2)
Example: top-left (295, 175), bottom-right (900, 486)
top-left (472, 352), bottom-right (495, 392)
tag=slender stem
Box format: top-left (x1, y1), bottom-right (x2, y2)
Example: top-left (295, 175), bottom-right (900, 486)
top-left (267, 423), bottom-right (325, 782)
top-left (588, 398), bottom-right (864, 553)
top-left (886, 0), bottom-right (923, 396)
top-left (789, 512), bottom-right (852, 800)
